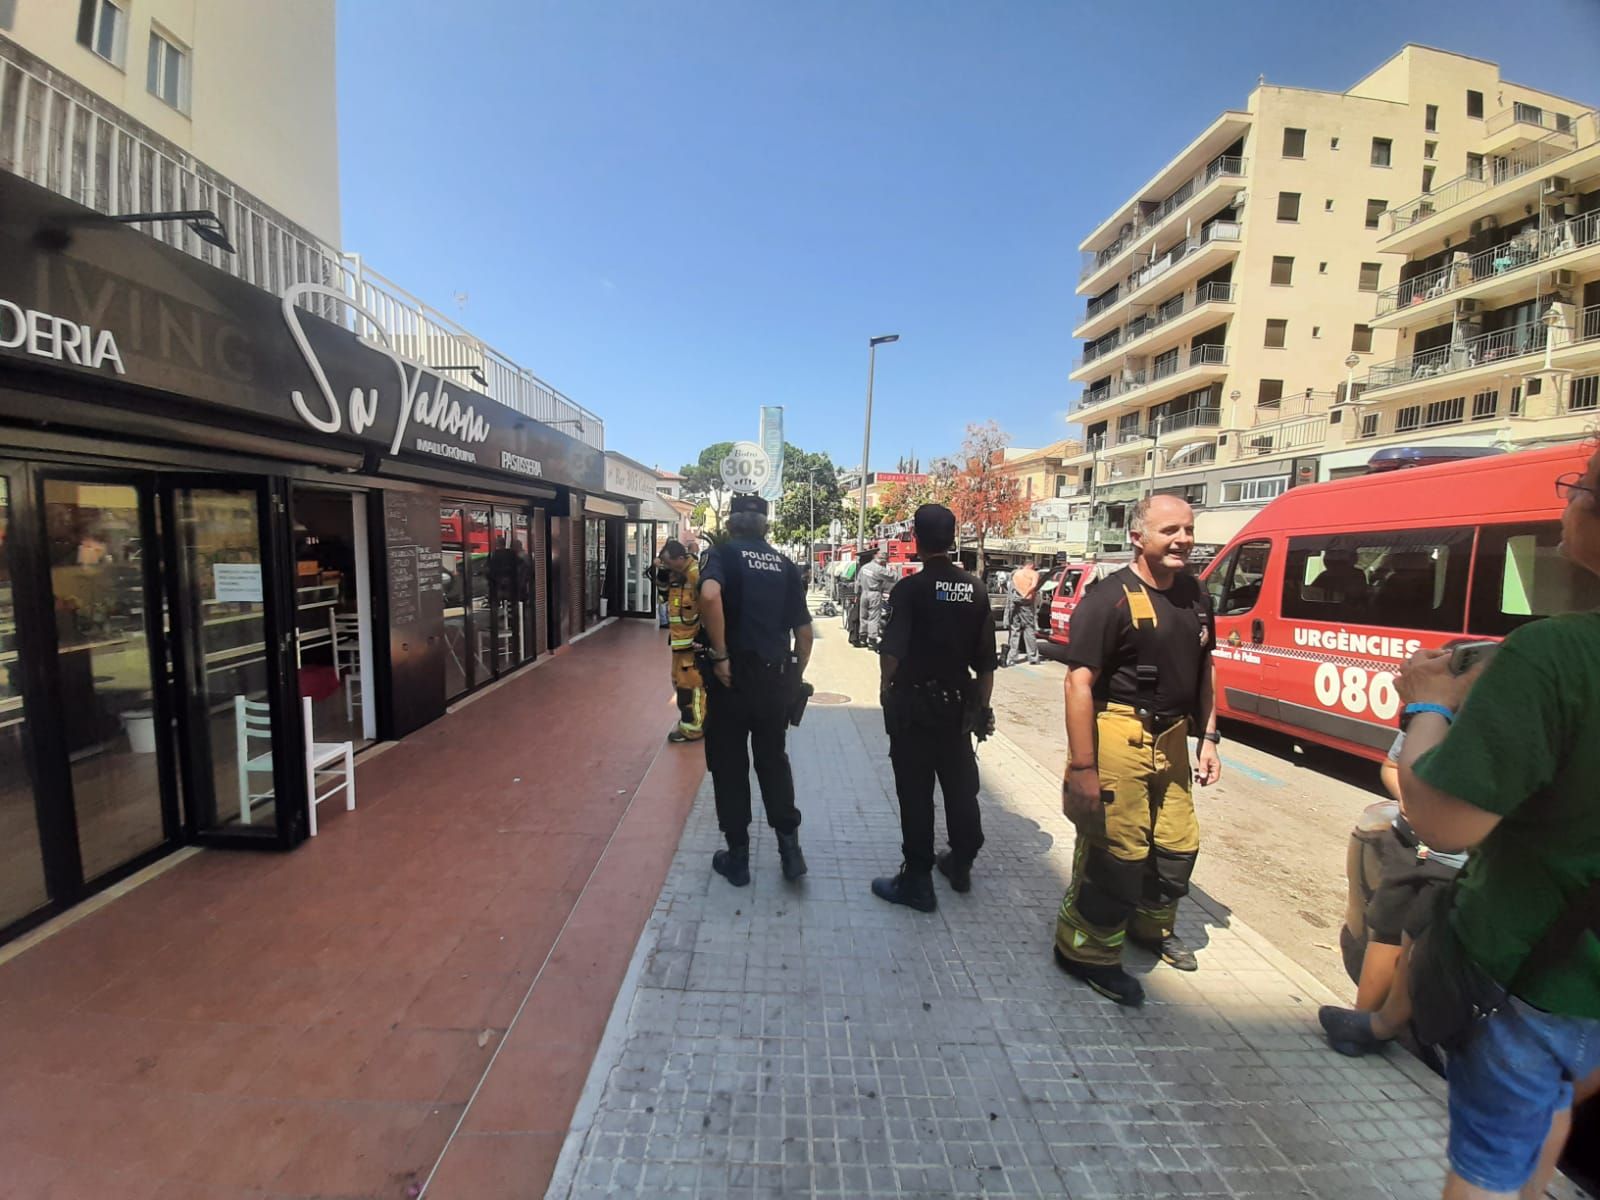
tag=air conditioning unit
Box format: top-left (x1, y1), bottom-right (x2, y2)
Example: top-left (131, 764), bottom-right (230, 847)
top-left (1551, 269), bottom-right (1577, 289)
top-left (1543, 176), bottom-right (1573, 199)
top-left (1469, 215), bottom-right (1500, 236)
top-left (1456, 299), bottom-right (1482, 316)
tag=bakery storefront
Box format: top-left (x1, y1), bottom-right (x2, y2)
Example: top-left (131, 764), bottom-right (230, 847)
top-left (0, 172), bottom-right (606, 941)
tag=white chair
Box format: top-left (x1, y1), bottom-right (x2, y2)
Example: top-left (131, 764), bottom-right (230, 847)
top-left (302, 695), bottom-right (355, 837)
top-left (232, 695), bottom-right (355, 836)
top-left (331, 612), bottom-right (363, 721)
top-left (235, 697), bottom-right (275, 825)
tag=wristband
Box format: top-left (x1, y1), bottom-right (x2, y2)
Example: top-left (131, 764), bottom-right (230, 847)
top-left (1067, 762), bottom-right (1097, 772)
top-left (1402, 702), bottom-right (1454, 724)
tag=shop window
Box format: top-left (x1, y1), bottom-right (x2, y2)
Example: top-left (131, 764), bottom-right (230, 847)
top-left (1282, 528), bottom-right (1471, 631)
top-left (1277, 191), bottom-right (1301, 222)
top-left (1265, 319), bottom-right (1287, 349)
top-left (1468, 522), bottom-right (1600, 636)
top-left (1207, 539), bottom-right (1271, 616)
top-left (1468, 90), bottom-right (1484, 119)
top-left (1358, 262), bottom-right (1382, 292)
top-left (1365, 199), bottom-right (1387, 229)
top-left (1282, 127), bottom-right (1306, 158)
top-left (1371, 138), bottom-right (1392, 167)
top-left (76, 0), bottom-right (127, 66)
top-left (1271, 256), bottom-right (1294, 286)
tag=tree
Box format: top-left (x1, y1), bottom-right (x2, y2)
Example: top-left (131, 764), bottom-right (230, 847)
top-left (948, 422), bottom-right (1028, 576)
top-left (772, 445), bottom-right (846, 544)
top-left (679, 442), bottom-right (735, 532)
top-left (877, 465), bottom-right (956, 525)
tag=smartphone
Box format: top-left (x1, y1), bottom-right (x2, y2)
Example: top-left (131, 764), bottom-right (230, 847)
top-left (1448, 640), bottom-right (1499, 675)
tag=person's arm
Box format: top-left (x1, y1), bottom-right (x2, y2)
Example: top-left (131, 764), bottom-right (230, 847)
top-left (1062, 665), bottom-right (1103, 822)
top-left (1379, 759), bottom-right (1402, 803)
top-left (699, 579), bottom-right (731, 687)
top-left (1195, 659), bottom-right (1221, 785)
top-left (793, 623), bottom-right (814, 676)
top-left (1397, 710), bottom-right (1500, 851)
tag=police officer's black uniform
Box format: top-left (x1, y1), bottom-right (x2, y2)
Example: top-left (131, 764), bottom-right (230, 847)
top-left (699, 495), bottom-right (812, 886)
top-left (871, 505), bottom-right (997, 912)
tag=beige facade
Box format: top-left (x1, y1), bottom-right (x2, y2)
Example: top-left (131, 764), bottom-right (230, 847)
top-left (1067, 45), bottom-right (1596, 549)
top-left (4, 0), bottom-right (340, 244)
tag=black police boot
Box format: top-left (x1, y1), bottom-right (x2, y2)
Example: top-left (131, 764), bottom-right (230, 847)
top-left (712, 846), bottom-right (750, 888)
top-left (775, 830), bottom-right (808, 882)
top-left (1053, 947), bottom-right (1145, 1007)
top-left (1131, 931), bottom-right (1199, 972)
top-left (935, 850), bottom-right (972, 894)
top-left (871, 868), bottom-right (937, 913)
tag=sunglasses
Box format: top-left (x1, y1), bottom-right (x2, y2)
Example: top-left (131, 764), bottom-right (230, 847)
top-left (1556, 472), bottom-right (1597, 502)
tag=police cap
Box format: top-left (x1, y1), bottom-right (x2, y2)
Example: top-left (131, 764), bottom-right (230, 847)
top-left (728, 494), bottom-right (769, 515)
top-left (913, 504), bottom-right (956, 553)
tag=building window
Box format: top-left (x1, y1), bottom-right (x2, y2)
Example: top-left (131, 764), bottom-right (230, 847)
top-left (1397, 405), bottom-right (1422, 432)
top-left (1265, 319), bottom-right (1288, 349)
top-left (1467, 89), bottom-right (1484, 119)
top-left (1421, 165), bottom-right (1436, 192)
top-left (1358, 262), bottom-right (1382, 292)
top-left (1258, 379), bottom-right (1285, 407)
top-left (1510, 384), bottom-right (1523, 415)
top-left (1360, 412), bottom-right (1381, 438)
top-left (1282, 127), bottom-right (1306, 158)
top-left (1277, 191), bottom-right (1301, 222)
top-left (0, 0), bottom-right (14, 30)
top-left (1424, 140), bottom-right (1438, 160)
top-left (1221, 477), bottom-right (1290, 505)
top-left (1271, 256), bottom-right (1294, 286)
top-left (1330, 136), bottom-right (1340, 150)
top-left (1365, 199), bottom-right (1387, 230)
top-left (1371, 138), bottom-right (1393, 167)
top-left (1426, 103), bottom-right (1439, 132)
top-left (1424, 396), bottom-right (1466, 427)
top-left (1466, 152), bottom-right (1485, 181)
top-left (1324, 198), bottom-right (1335, 212)
top-left (147, 28), bottom-right (190, 112)
top-left (1351, 324), bottom-right (1373, 353)
top-left (76, 0), bottom-right (127, 67)
top-left (1312, 325), bottom-right (1322, 338)
top-left (1318, 262), bottom-right (1328, 274)
top-left (1574, 374), bottom-right (1600, 412)
top-left (1471, 389), bottom-right (1499, 420)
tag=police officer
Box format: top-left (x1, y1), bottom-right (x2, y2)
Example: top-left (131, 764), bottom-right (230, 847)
top-left (698, 494), bottom-right (813, 886)
top-left (1054, 493), bottom-right (1222, 1006)
top-left (872, 504), bottom-right (997, 912)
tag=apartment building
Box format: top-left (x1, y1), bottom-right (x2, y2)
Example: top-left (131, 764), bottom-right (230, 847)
top-left (0, 4), bottom-right (635, 942)
top-left (1066, 45), bottom-right (1594, 552)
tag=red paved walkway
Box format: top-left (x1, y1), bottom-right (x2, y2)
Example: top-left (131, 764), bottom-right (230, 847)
top-left (0, 620), bottom-right (703, 1200)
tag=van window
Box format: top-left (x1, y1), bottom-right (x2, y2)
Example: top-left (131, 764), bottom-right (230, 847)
top-left (1282, 528), bottom-right (1471, 632)
top-left (1061, 567), bottom-right (1085, 596)
top-left (1207, 539), bottom-right (1271, 616)
top-left (1468, 522), bottom-right (1600, 636)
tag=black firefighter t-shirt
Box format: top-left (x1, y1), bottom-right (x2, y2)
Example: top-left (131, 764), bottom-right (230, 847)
top-left (1066, 566), bottom-right (1214, 720)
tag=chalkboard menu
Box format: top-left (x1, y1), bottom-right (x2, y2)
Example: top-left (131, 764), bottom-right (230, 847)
top-left (382, 488), bottom-right (446, 737)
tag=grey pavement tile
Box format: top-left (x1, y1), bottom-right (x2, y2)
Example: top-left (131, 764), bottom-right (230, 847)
top-left (546, 631), bottom-right (1461, 1198)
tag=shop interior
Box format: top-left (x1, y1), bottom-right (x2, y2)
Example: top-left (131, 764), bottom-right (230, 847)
top-left (292, 487), bottom-right (375, 752)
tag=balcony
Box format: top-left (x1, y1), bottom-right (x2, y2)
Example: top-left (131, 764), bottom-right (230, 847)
top-left (1380, 111), bottom-right (1600, 253)
top-left (1482, 104), bottom-right (1579, 154)
top-left (1148, 405), bottom-right (1221, 445)
top-left (1072, 343), bottom-right (1230, 425)
top-left (1077, 154), bottom-right (1247, 292)
top-left (0, 42), bottom-right (605, 448)
top-left (1374, 211), bottom-right (1600, 323)
top-left (1364, 321), bottom-right (1548, 394)
top-left (1072, 282), bottom-right (1237, 379)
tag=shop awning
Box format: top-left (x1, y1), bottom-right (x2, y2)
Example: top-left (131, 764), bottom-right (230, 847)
top-left (583, 496), bottom-right (631, 518)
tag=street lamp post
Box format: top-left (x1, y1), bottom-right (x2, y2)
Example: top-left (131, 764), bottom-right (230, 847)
top-left (858, 334), bottom-right (900, 552)
top-left (807, 469), bottom-right (817, 586)
top-left (1343, 353), bottom-right (1361, 405)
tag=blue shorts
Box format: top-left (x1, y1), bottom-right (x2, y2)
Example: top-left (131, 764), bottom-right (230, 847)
top-left (1446, 996), bottom-right (1600, 1192)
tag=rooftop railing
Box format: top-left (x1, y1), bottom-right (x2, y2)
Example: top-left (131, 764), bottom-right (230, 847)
top-left (1484, 104), bottom-right (1577, 138)
top-left (0, 44), bottom-right (604, 449)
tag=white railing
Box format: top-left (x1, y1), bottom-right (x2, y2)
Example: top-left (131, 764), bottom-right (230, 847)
top-left (1079, 152), bottom-right (1247, 282)
top-left (0, 44), bottom-right (604, 449)
top-left (1365, 321), bottom-right (1548, 392)
top-left (1377, 211), bottom-right (1600, 316)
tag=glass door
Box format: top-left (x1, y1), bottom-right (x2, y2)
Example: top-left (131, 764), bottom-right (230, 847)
top-left (0, 467), bottom-right (51, 928)
top-left (465, 503), bottom-right (493, 684)
top-left (489, 507), bottom-right (520, 673)
top-left (441, 503), bottom-right (469, 700)
top-left (162, 479), bottom-right (298, 843)
top-left (37, 473), bottom-right (178, 883)
top-left (622, 521), bottom-right (659, 617)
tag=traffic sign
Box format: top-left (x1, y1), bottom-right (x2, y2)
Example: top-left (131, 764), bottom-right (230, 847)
top-left (719, 441), bottom-right (772, 494)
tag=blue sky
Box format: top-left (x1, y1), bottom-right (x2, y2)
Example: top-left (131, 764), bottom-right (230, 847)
top-left (337, 0), bottom-right (1600, 475)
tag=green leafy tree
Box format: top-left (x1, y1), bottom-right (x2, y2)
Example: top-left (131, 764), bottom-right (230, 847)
top-left (772, 445), bottom-right (845, 543)
top-left (679, 442), bottom-right (736, 531)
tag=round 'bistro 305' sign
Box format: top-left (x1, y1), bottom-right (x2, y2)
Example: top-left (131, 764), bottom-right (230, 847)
top-left (720, 441), bottom-right (771, 494)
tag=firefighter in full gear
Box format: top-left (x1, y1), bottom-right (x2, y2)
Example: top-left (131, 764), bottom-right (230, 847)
top-left (857, 551), bottom-right (894, 650)
top-left (656, 540), bottom-right (705, 743)
top-left (1055, 494), bottom-right (1222, 1007)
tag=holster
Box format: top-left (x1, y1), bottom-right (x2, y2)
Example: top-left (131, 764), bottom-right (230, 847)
top-left (787, 681), bottom-right (814, 726)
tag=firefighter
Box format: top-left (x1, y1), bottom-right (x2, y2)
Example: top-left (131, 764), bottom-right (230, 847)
top-left (858, 550), bottom-right (894, 650)
top-left (1054, 493), bottom-right (1222, 1006)
top-left (658, 540), bottom-right (705, 743)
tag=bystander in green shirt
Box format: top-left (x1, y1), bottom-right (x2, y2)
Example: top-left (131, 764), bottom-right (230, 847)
top-left (1414, 612), bottom-right (1600, 1017)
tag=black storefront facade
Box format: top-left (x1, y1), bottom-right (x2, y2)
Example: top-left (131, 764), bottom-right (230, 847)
top-left (0, 172), bottom-right (639, 943)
